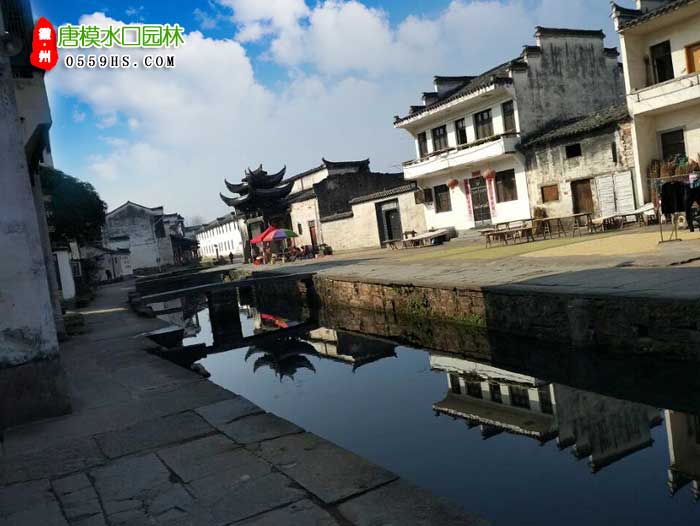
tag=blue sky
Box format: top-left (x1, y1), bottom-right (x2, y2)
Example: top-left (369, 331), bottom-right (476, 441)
top-left (34, 0), bottom-right (633, 221)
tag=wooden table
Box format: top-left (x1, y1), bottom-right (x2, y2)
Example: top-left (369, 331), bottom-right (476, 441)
top-left (534, 213), bottom-right (594, 238)
top-left (484, 226), bottom-right (535, 247)
top-left (390, 229), bottom-right (449, 249)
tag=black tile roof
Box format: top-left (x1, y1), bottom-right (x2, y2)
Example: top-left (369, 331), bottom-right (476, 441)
top-left (615, 0), bottom-right (699, 30)
top-left (518, 103), bottom-right (630, 149)
top-left (395, 61), bottom-right (516, 124)
top-left (319, 211), bottom-right (354, 223)
top-left (534, 26), bottom-right (605, 38)
top-left (287, 188), bottom-right (316, 204)
top-left (348, 183), bottom-right (417, 205)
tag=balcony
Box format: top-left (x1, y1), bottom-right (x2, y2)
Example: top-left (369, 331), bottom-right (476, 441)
top-left (627, 73), bottom-right (700, 116)
top-left (403, 133), bottom-right (519, 180)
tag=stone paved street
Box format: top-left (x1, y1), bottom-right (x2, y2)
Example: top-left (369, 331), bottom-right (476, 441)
top-left (0, 282), bottom-right (486, 526)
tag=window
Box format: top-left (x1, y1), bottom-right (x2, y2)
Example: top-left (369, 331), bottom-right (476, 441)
top-left (466, 382), bottom-right (483, 399)
top-left (611, 142), bottom-right (618, 164)
top-left (449, 374), bottom-right (461, 394)
top-left (538, 386), bottom-right (553, 414)
top-left (434, 184), bottom-right (452, 213)
top-left (509, 385), bottom-right (531, 409)
top-left (417, 132), bottom-right (428, 158)
top-left (651, 41), bottom-right (674, 83)
top-left (455, 118), bottom-right (467, 145)
top-left (431, 125), bottom-right (448, 151)
top-left (489, 383), bottom-right (502, 404)
top-left (688, 42), bottom-right (700, 73)
top-left (661, 129), bottom-right (686, 160)
top-left (298, 223), bottom-right (303, 235)
top-left (541, 184), bottom-right (559, 203)
top-left (502, 101), bottom-right (516, 133)
top-left (474, 109), bottom-right (493, 140)
top-left (495, 170), bottom-right (517, 203)
top-left (565, 143), bottom-right (582, 159)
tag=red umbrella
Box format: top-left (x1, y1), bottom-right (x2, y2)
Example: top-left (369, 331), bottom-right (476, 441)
top-left (250, 225), bottom-right (277, 244)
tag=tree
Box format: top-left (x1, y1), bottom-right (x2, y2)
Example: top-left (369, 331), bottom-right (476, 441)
top-left (40, 166), bottom-right (107, 245)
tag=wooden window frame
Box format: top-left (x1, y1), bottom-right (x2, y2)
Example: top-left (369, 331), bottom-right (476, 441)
top-left (686, 41), bottom-right (700, 73)
top-left (495, 170), bottom-right (518, 203)
top-left (455, 118), bottom-right (467, 146)
top-left (660, 128), bottom-right (686, 160)
top-left (502, 101), bottom-right (516, 133)
top-left (434, 184), bottom-right (452, 213)
top-left (650, 40), bottom-right (674, 84)
top-left (431, 125), bottom-right (449, 152)
top-left (474, 109), bottom-right (493, 140)
top-left (417, 132), bottom-right (428, 158)
top-left (541, 184), bottom-right (559, 203)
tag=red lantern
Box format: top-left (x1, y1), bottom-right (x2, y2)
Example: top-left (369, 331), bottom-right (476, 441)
top-left (483, 169), bottom-right (496, 179)
top-left (447, 178), bottom-right (459, 189)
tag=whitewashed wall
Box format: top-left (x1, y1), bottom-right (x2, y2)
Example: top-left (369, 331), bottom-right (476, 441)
top-left (197, 220), bottom-right (243, 258)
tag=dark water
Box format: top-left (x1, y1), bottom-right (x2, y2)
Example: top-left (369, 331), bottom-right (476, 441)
top-left (151, 296), bottom-right (700, 526)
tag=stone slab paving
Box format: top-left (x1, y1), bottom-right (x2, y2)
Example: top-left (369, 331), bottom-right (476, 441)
top-left (219, 412), bottom-right (303, 444)
top-left (338, 480), bottom-right (489, 526)
top-left (256, 432), bottom-right (398, 504)
top-left (0, 281), bottom-right (488, 526)
top-left (194, 397), bottom-right (264, 426)
top-left (94, 411), bottom-right (214, 459)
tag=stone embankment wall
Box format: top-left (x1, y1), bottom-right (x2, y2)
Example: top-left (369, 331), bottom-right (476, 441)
top-left (313, 276), bottom-right (700, 360)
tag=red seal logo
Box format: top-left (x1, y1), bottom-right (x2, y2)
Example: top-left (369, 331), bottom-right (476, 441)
top-left (30, 17), bottom-right (58, 72)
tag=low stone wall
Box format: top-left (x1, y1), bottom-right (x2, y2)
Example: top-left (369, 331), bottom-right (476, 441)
top-left (313, 276), bottom-right (700, 359)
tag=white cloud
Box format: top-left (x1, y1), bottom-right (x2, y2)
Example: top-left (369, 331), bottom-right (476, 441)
top-left (48, 1), bottom-right (620, 220)
top-left (72, 107), bottom-right (87, 123)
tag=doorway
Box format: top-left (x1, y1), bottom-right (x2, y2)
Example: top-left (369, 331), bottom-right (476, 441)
top-left (571, 179), bottom-right (594, 214)
top-left (308, 220), bottom-right (318, 251)
top-left (376, 199), bottom-right (403, 245)
top-left (468, 176), bottom-right (491, 225)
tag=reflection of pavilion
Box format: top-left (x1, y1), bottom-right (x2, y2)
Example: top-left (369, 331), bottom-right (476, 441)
top-left (431, 354), bottom-right (662, 472)
top-left (665, 410), bottom-right (700, 501)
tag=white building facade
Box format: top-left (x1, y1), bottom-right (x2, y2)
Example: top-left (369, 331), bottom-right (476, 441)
top-left (196, 213), bottom-right (244, 260)
top-left (395, 27), bottom-right (625, 231)
top-left (613, 0), bottom-right (700, 203)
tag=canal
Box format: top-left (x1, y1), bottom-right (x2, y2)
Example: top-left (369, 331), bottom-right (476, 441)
top-left (149, 291), bottom-right (700, 525)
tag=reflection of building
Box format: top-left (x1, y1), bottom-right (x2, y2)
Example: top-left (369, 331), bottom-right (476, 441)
top-left (304, 328), bottom-right (397, 370)
top-left (665, 410), bottom-right (700, 501)
top-left (431, 354), bottom-right (662, 472)
top-left (431, 354), bottom-right (557, 442)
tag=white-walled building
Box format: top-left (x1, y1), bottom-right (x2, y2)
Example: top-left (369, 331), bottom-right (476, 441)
top-left (104, 201), bottom-right (196, 271)
top-left (612, 0), bottom-right (700, 203)
top-left (394, 27), bottom-right (625, 231)
top-left (196, 213), bottom-right (244, 260)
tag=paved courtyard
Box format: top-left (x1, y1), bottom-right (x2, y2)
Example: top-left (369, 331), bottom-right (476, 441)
top-left (0, 282), bottom-right (486, 526)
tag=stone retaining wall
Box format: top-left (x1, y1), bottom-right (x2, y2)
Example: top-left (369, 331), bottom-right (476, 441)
top-left (313, 276), bottom-right (700, 359)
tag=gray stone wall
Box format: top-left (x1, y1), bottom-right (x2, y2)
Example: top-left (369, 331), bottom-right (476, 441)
top-left (514, 34), bottom-right (625, 135)
top-left (524, 121), bottom-right (635, 216)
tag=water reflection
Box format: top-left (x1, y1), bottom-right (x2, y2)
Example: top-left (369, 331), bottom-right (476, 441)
top-left (149, 291), bottom-right (700, 521)
top-left (431, 354), bottom-right (663, 473)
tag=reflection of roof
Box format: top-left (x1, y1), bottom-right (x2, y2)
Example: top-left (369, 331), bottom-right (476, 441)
top-left (349, 183), bottom-right (417, 205)
top-left (613, 0), bottom-right (699, 31)
top-left (587, 439), bottom-right (654, 474)
top-left (433, 393), bottom-right (557, 441)
top-left (519, 103), bottom-right (629, 149)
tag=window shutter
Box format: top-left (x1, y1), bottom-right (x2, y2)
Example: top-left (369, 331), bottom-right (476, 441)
top-left (414, 189), bottom-right (426, 204)
top-left (423, 188), bottom-right (434, 203)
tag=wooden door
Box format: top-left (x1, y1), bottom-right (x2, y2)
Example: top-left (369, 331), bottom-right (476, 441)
top-left (571, 179), bottom-right (594, 214)
top-left (308, 221), bottom-right (318, 250)
top-left (688, 43), bottom-right (700, 73)
top-left (470, 176), bottom-right (491, 224)
top-left (385, 209), bottom-right (403, 241)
